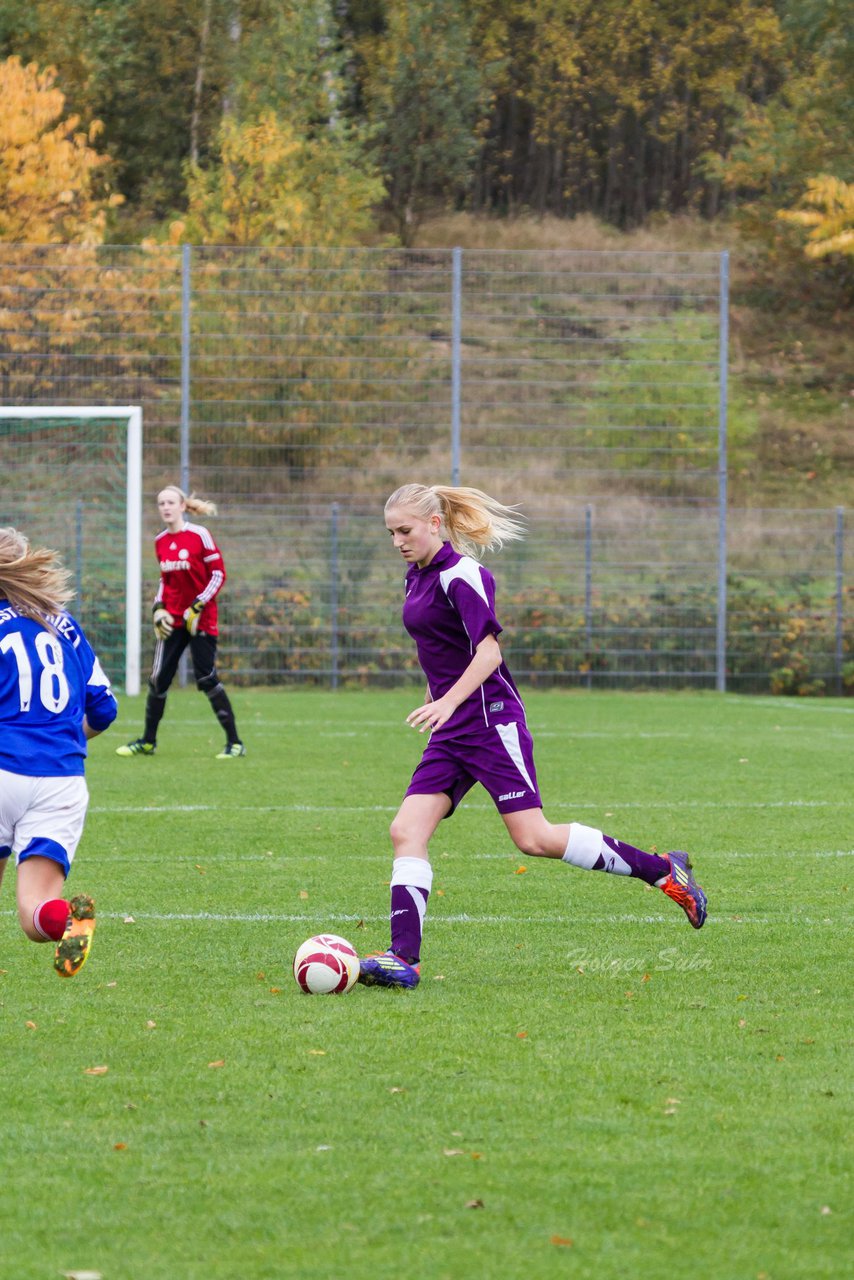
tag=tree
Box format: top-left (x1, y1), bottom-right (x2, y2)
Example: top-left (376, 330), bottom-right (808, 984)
top-left (358, 0), bottom-right (488, 242)
top-left (467, 0), bottom-right (785, 224)
top-left (702, 1), bottom-right (852, 300)
top-left (1, 0), bottom-right (235, 227)
top-left (179, 110), bottom-right (381, 245)
top-left (778, 177), bottom-right (854, 261)
top-left (0, 55), bottom-right (119, 243)
top-left (178, 0), bottom-right (383, 245)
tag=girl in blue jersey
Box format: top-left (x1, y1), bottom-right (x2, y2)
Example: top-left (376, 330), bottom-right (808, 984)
top-left (0, 528), bottom-right (117, 977)
top-left (358, 484), bottom-right (707, 990)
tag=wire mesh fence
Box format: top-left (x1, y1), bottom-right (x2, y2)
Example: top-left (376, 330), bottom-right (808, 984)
top-left (0, 243), bottom-right (849, 693)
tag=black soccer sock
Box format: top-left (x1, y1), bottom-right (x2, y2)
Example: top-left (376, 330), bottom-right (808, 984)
top-left (143, 691), bottom-right (167, 744)
top-left (207, 685), bottom-right (240, 744)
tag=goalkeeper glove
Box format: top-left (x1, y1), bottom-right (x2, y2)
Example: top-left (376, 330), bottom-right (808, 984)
top-left (183, 597), bottom-right (205, 636)
top-left (152, 605), bottom-right (174, 640)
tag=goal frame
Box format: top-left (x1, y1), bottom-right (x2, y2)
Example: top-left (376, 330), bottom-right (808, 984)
top-left (0, 406), bottom-right (143, 695)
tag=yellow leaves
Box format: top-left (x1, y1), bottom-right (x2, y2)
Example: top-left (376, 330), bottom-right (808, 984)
top-left (0, 56), bottom-right (113, 245)
top-left (84, 1065), bottom-right (109, 1076)
top-left (777, 176), bottom-right (854, 260)
top-left (183, 107), bottom-right (382, 247)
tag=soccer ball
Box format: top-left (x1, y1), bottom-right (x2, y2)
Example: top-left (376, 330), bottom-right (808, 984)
top-left (293, 933), bottom-right (360, 995)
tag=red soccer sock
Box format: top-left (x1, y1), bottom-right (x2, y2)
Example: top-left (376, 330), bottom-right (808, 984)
top-left (33, 898), bottom-right (70, 942)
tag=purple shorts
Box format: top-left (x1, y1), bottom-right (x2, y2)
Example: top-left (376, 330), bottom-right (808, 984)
top-left (405, 721), bottom-right (542, 817)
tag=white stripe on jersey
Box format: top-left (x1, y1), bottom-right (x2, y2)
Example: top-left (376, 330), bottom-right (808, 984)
top-left (495, 722), bottom-right (537, 791)
top-left (196, 568), bottom-right (224, 604)
top-left (185, 521), bottom-right (217, 551)
top-left (88, 656), bottom-right (111, 689)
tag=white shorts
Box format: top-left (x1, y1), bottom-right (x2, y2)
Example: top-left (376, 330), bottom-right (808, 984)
top-left (0, 768), bottom-right (89, 877)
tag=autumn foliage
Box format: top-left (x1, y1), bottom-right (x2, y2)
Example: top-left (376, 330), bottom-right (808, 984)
top-left (0, 56), bottom-right (120, 244)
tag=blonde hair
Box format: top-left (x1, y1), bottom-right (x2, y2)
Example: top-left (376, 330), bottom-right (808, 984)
top-left (385, 484), bottom-right (525, 559)
top-left (159, 485), bottom-right (218, 518)
top-left (0, 527), bottom-right (74, 620)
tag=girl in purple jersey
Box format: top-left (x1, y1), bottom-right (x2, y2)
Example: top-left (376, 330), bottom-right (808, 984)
top-left (357, 484), bottom-right (707, 990)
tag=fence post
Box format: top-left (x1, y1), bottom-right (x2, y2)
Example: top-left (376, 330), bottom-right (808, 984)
top-left (178, 244), bottom-right (192, 689)
top-left (330, 502), bottom-right (340, 690)
top-left (451, 246), bottom-right (462, 485)
top-left (75, 499), bottom-right (83, 605)
top-left (836, 506), bottom-right (845, 696)
top-left (585, 504), bottom-right (593, 690)
top-left (180, 243), bottom-right (191, 493)
top-left (716, 250), bottom-right (729, 693)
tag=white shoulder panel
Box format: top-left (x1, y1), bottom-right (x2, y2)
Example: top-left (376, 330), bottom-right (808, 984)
top-left (439, 556), bottom-right (488, 604)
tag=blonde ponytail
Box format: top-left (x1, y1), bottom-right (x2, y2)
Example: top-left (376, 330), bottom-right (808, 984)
top-left (385, 484), bottom-right (525, 559)
top-left (0, 527), bottom-right (74, 619)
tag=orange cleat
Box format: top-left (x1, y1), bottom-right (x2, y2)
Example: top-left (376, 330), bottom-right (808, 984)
top-left (54, 894), bottom-right (96, 977)
top-left (660, 852), bottom-right (707, 929)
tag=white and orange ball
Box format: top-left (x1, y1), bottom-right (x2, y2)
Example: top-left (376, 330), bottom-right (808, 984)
top-left (293, 933), bottom-right (359, 995)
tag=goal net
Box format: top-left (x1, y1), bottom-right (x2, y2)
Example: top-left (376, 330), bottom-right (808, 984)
top-left (0, 407), bottom-right (142, 694)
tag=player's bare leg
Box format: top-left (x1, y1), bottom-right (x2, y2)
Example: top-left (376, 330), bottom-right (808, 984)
top-left (17, 854), bottom-right (96, 975)
top-left (502, 809), bottom-right (706, 927)
top-left (501, 808), bottom-right (569, 858)
top-left (17, 854), bottom-right (67, 941)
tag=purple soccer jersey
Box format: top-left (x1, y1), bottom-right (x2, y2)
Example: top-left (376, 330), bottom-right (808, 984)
top-left (401, 541), bottom-right (527, 739)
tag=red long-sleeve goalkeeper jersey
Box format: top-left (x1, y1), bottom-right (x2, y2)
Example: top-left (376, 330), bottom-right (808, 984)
top-left (153, 522), bottom-right (226, 636)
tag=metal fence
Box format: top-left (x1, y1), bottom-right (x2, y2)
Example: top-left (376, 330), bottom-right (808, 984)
top-left (0, 244), bottom-right (850, 693)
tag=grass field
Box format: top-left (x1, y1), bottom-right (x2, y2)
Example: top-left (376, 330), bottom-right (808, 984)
top-left (1, 688), bottom-right (851, 1280)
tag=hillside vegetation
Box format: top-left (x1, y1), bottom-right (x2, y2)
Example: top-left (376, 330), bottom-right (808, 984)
top-left (416, 212), bottom-right (852, 511)
top-left (0, 2), bottom-right (850, 511)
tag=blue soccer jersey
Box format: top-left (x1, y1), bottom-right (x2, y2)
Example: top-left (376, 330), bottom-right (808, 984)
top-left (0, 601), bottom-right (118, 777)
top-left (401, 541), bottom-right (527, 739)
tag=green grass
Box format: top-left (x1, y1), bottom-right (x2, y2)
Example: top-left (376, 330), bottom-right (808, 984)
top-left (1, 688), bottom-right (851, 1280)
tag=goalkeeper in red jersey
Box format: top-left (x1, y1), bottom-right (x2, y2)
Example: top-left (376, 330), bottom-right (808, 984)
top-left (117, 485), bottom-right (245, 759)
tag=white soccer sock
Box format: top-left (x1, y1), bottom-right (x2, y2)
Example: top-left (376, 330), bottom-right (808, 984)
top-left (561, 823), bottom-right (603, 869)
top-left (561, 823), bottom-right (633, 875)
top-left (390, 856), bottom-right (434, 894)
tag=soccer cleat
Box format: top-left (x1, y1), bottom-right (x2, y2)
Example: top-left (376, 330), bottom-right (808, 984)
top-left (660, 851), bottom-right (707, 929)
top-left (116, 738), bottom-right (155, 757)
top-left (357, 950), bottom-right (421, 989)
top-left (54, 894), bottom-right (96, 978)
top-left (216, 742), bottom-right (246, 758)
